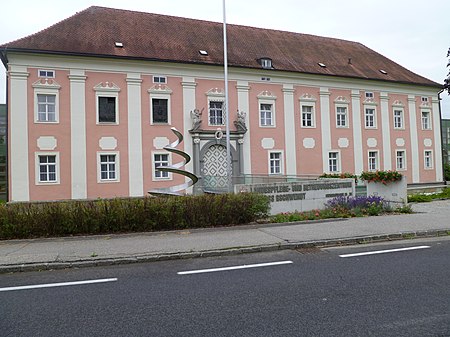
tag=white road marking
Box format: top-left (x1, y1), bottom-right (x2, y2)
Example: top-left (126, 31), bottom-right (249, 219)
top-left (178, 260), bottom-right (293, 275)
top-left (339, 245), bottom-right (431, 258)
top-left (0, 278), bottom-right (118, 292)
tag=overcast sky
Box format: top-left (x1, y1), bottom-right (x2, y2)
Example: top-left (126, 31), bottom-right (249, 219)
top-left (1, 0), bottom-right (449, 116)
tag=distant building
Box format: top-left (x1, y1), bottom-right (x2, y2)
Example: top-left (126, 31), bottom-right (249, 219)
top-left (442, 119), bottom-right (450, 164)
top-left (0, 6), bottom-right (444, 202)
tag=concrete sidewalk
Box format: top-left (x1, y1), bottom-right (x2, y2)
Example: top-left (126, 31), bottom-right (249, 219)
top-left (1, 200), bottom-right (449, 273)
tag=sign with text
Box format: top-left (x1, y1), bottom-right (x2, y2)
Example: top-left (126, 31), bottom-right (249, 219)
top-left (235, 179), bottom-right (355, 215)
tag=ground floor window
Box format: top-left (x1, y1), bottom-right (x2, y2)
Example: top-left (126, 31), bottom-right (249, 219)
top-left (38, 155), bottom-right (57, 182)
top-left (269, 152), bottom-right (282, 174)
top-left (99, 154), bottom-right (118, 181)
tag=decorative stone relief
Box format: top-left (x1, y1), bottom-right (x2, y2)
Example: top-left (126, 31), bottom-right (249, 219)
top-left (153, 137), bottom-right (169, 150)
top-left (424, 138), bottom-right (432, 147)
top-left (148, 84), bottom-right (172, 94)
top-left (392, 100), bottom-right (404, 107)
top-left (257, 90), bottom-right (277, 99)
top-left (37, 136), bottom-right (57, 150)
top-left (299, 93), bottom-right (317, 102)
top-left (32, 78), bottom-right (61, 90)
top-left (93, 82), bottom-right (120, 92)
top-left (334, 96), bottom-right (349, 103)
top-left (261, 138), bottom-right (275, 149)
top-left (99, 137), bottom-right (117, 150)
top-left (367, 138), bottom-right (377, 148)
top-left (396, 138), bottom-right (405, 147)
top-left (338, 138), bottom-right (349, 148)
top-left (303, 138), bottom-right (315, 149)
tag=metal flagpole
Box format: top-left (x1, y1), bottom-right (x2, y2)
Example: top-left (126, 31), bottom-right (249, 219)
top-left (223, 0), bottom-right (232, 193)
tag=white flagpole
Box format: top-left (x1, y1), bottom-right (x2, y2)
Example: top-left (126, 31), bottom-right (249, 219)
top-left (223, 0), bottom-right (232, 193)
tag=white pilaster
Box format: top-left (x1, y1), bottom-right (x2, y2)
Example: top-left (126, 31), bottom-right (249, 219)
top-left (432, 97), bottom-right (443, 181)
top-left (351, 90), bottom-right (363, 175)
top-left (320, 87), bottom-right (331, 172)
top-left (282, 85), bottom-right (296, 176)
top-left (408, 95), bottom-right (420, 183)
top-left (69, 70), bottom-right (87, 199)
top-left (9, 66), bottom-right (30, 201)
top-left (236, 81), bottom-right (251, 174)
top-left (380, 92), bottom-right (392, 170)
top-left (182, 77), bottom-right (197, 192)
top-left (127, 73), bottom-right (144, 196)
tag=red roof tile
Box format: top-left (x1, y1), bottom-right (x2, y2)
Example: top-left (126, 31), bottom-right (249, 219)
top-left (0, 6), bottom-right (441, 88)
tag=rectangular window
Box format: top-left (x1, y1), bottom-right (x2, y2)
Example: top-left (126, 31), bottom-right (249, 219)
top-left (421, 96), bottom-right (428, 103)
top-left (396, 150), bottom-right (406, 170)
top-left (421, 111), bottom-right (431, 130)
top-left (38, 155), bottom-right (57, 182)
top-left (365, 108), bottom-right (376, 128)
top-left (153, 76), bottom-right (167, 84)
top-left (336, 106), bottom-right (347, 127)
top-left (154, 153), bottom-right (169, 179)
top-left (38, 70), bottom-right (55, 78)
top-left (269, 152), bottom-right (282, 175)
top-left (98, 96), bottom-right (117, 123)
top-left (365, 92), bottom-right (374, 99)
top-left (100, 154), bottom-right (117, 180)
top-left (394, 109), bottom-right (403, 129)
top-left (209, 101), bottom-right (224, 125)
top-left (424, 151), bottom-right (433, 169)
top-left (301, 105), bottom-right (314, 127)
top-left (152, 98), bottom-right (168, 124)
top-left (260, 103), bottom-right (273, 126)
top-left (368, 151), bottom-right (378, 171)
top-left (37, 94), bottom-right (56, 122)
top-left (328, 152), bottom-right (339, 172)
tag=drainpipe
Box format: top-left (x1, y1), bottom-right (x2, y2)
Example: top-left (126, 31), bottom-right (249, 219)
top-left (438, 88), bottom-right (446, 184)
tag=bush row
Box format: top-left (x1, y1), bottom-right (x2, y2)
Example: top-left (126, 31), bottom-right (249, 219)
top-left (0, 193), bottom-right (270, 240)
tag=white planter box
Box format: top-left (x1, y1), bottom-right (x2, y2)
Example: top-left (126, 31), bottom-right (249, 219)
top-left (365, 176), bottom-right (407, 205)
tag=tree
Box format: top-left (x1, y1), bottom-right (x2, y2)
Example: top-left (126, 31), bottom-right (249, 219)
top-left (445, 47), bottom-right (450, 95)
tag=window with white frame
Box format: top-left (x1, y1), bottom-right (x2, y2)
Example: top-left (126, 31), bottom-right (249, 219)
top-left (99, 153), bottom-right (118, 181)
top-left (301, 105), bottom-right (315, 127)
top-left (365, 92), bottom-right (374, 99)
top-left (421, 96), bottom-right (429, 103)
top-left (260, 103), bottom-right (273, 126)
top-left (37, 94), bottom-right (56, 122)
top-left (328, 152), bottom-right (339, 172)
top-left (393, 109), bottom-right (404, 129)
top-left (365, 107), bottom-right (376, 128)
top-left (38, 69), bottom-right (55, 78)
top-left (424, 150), bottom-right (433, 169)
top-left (209, 101), bottom-right (224, 126)
top-left (152, 98), bottom-right (169, 124)
top-left (368, 151), bottom-right (378, 171)
top-left (396, 150), bottom-right (406, 170)
top-left (269, 152), bottom-right (282, 175)
top-left (98, 96), bottom-right (117, 123)
top-left (421, 110), bottom-right (431, 130)
top-left (37, 154), bottom-right (58, 183)
top-left (336, 106), bottom-right (348, 127)
top-left (153, 153), bottom-right (170, 179)
top-left (153, 76), bottom-right (167, 84)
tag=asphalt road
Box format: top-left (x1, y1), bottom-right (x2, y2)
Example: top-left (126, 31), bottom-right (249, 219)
top-left (1, 237), bottom-right (450, 337)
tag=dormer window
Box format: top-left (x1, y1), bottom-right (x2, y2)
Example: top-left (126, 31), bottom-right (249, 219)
top-left (259, 58), bottom-right (273, 69)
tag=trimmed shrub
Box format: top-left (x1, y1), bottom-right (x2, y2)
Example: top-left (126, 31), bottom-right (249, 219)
top-left (0, 193), bottom-right (270, 240)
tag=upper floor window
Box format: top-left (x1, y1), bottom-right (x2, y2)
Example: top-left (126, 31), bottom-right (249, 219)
top-left (269, 152), bottom-right (282, 175)
top-left (98, 96), bottom-right (117, 123)
top-left (301, 105), bottom-right (315, 127)
top-left (368, 151), bottom-right (378, 171)
top-left (259, 58), bottom-right (273, 69)
top-left (396, 150), bottom-right (406, 170)
top-left (328, 152), bottom-right (340, 172)
top-left (152, 98), bottom-right (168, 124)
top-left (38, 69), bottom-right (55, 78)
top-left (209, 101), bottom-right (224, 126)
top-left (421, 110), bottom-right (431, 130)
top-left (393, 109), bottom-right (404, 129)
top-left (336, 106), bottom-right (348, 127)
top-left (365, 107), bottom-right (376, 128)
top-left (37, 94), bottom-right (56, 122)
top-left (153, 76), bottom-right (167, 84)
top-left (260, 103), bottom-right (273, 126)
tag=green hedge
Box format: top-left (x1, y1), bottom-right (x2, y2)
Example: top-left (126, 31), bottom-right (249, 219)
top-left (0, 193), bottom-right (270, 240)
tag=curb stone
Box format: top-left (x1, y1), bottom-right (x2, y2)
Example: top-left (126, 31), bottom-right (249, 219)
top-left (1, 229), bottom-right (449, 274)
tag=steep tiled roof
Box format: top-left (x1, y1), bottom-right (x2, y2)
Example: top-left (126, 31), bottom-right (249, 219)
top-left (0, 6), bottom-right (440, 88)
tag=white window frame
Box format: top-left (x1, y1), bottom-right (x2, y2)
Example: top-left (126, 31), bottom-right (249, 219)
top-left (365, 92), bottom-right (374, 99)
top-left (328, 151), bottom-right (340, 173)
top-left (364, 107), bottom-right (377, 129)
top-left (396, 150), bottom-right (406, 171)
top-left (153, 76), bottom-right (167, 84)
top-left (206, 89), bottom-right (225, 126)
top-left (152, 152), bottom-right (172, 181)
top-left (97, 152), bottom-right (120, 183)
top-left (335, 105), bottom-right (348, 128)
top-left (38, 69), bottom-right (55, 78)
top-left (208, 100), bottom-right (225, 126)
top-left (421, 110), bottom-right (432, 130)
top-left (94, 82), bottom-right (121, 125)
top-left (268, 151), bottom-right (284, 175)
top-left (35, 152), bottom-right (60, 185)
top-left (393, 108), bottom-right (404, 129)
top-left (368, 151), bottom-right (379, 171)
top-left (421, 96), bottom-right (429, 103)
top-left (424, 150), bottom-right (433, 169)
top-left (33, 80), bottom-right (61, 123)
top-left (35, 92), bottom-right (58, 123)
top-left (259, 102), bottom-right (274, 127)
top-left (96, 94), bottom-right (119, 124)
top-left (301, 104), bottom-right (315, 128)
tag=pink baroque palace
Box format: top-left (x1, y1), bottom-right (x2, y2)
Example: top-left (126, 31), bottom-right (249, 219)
top-left (0, 6), bottom-right (444, 202)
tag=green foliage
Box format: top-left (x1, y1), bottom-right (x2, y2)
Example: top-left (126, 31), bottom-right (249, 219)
top-left (0, 193), bottom-right (270, 240)
top-left (408, 187), bottom-right (450, 203)
top-left (360, 170), bottom-right (403, 185)
top-left (444, 163), bottom-right (450, 181)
